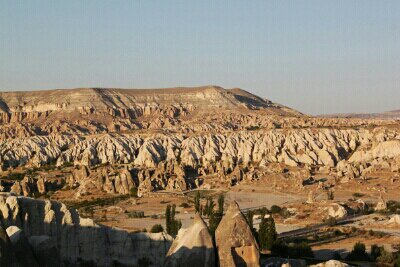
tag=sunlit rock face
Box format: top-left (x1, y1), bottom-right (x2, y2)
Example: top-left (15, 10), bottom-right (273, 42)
top-left (215, 201), bottom-right (259, 267)
top-left (165, 214), bottom-right (216, 267)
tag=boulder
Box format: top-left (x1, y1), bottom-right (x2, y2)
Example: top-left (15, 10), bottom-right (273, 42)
top-left (388, 214), bottom-right (400, 225)
top-left (263, 257), bottom-right (307, 267)
top-left (375, 196), bottom-right (387, 211)
top-left (215, 201), bottom-right (259, 267)
top-left (310, 260), bottom-right (352, 267)
top-left (327, 204), bottom-right (347, 219)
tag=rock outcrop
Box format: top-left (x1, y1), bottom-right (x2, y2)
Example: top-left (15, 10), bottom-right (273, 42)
top-left (165, 214), bottom-right (215, 267)
top-left (388, 214), bottom-right (400, 225)
top-left (327, 204), bottom-right (348, 219)
top-left (215, 201), bottom-right (259, 267)
top-left (0, 220), bottom-right (18, 266)
top-left (6, 226), bottom-right (38, 266)
top-left (0, 193), bottom-right (172, 266)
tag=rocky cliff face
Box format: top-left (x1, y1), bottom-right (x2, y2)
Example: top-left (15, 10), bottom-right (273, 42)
top-left (0, 193), bottom-right (172, 266)
top-left (0, 129), bottom-right (367, 170)
top-left (0, 86), bottom-right (303, 138)
top-left (1, 126), bottom-right (400, 196)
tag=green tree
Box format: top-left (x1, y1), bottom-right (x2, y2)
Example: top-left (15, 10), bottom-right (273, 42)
top-left (395, 254), bottom-right (400, 267)
top-left (194, 191), bottom-right (201, 213)
top-left (245, 210), bottom-right (257, 238)
top-left (270, 205), bottom-right (282, 214)
top-left (165, 204), bottom-right (182, 237)
top-left (246, 210), bottom-right (254, 228)
top-left (208, 195), bottom-right (224, 238)
top-left (208, 211), bottom-right (221, 238)
top-left (327, 189), bottom-right (334, 200)
top-left (165, 205), bottom-right (171, 234)
top-left (203, 197), bottom-right (215, 217)
top-left (258, 214), bottom-right (277, 250)
top-left (346, 242), bottom-right (370, 261)
top-left (370, 244), bottom-right (382, 261)
top-left (217, 194), bottom-right (224, 215)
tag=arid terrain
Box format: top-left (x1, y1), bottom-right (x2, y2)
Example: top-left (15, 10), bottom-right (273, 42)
top-left (0, 86), bottom-right (399, 266)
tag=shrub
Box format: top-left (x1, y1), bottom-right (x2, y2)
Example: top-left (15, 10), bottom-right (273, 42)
top-left (346, 242), bottom-right (370, 261)
top-left (271, 241), bottom-right (313, 259)
top-left (130, 187), bottom-right (138, 198)
top-left (333, 251), bottom-right (342, 260)
top-left (368, 230), bottom-right (375, 236)
top-left (179, 202), bottom-right (190, 208)
top-left (370, 244), bottom-right (382, 261)
top-left (3, 172), bottom-right (25, 181)
top-left (334, 229), bottom-right (342, 236)
top-left (353, 193), bottom-right (365, 198)
top-left (377, 250), bottom-right (395, 264)
top-left (271, 241), bottom-right (289, 257)
top-left (270, 205), bottom-right (282, 214)
top-left (387, 201), bottom-right (400, 214)
top-left (279, 208), bottom-right (291, 218)
top-left (395, 255), bottom-right (400, 267)
top-left (127, 211), bottom-right (145, 218)
top-left (290, 242), bottom-right (314, 258)
top-left (150, 224), bottom-right (164, 233)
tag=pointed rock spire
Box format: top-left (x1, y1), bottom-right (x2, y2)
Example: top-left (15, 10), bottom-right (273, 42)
top-left (215, 201), bottom-right (259, 267)
top-left (165, 213), bottom-right (216, 267)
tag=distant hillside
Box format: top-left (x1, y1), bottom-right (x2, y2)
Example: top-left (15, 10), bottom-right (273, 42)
top-left (318, 109), bottom-right (400, 120)
top-left (0, 86), bottom-right (301, 115)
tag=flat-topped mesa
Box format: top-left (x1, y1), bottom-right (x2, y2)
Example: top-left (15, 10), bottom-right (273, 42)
top-left (0, 86), bottom-right (305, 137)
top-left (0, 86), bottom-right (293, 115)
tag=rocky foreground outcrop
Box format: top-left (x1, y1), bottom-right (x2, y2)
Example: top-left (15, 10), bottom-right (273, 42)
top-left (166, 201), bottom-right (259, 267)
top-left (216, 201), bottom-right (260, 267)
top-left (0, 193), bottom-right (172, 266)
top-left (165, 214), bottom-right (215, 267)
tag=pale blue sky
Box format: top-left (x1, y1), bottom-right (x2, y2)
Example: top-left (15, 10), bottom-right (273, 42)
top-left (1, 1), bottom-right (399, 114)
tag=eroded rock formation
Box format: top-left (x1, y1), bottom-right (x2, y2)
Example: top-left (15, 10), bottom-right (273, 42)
top-left (165, 214), bottom-right (215, 267)
top-left (0, 193), bottom-right (172, 266)
top-left (215, 201), bottom-right (259, 267)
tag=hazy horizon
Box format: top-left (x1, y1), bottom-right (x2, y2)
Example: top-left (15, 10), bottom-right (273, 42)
top-left (1, 1), bottom-right (399, 115)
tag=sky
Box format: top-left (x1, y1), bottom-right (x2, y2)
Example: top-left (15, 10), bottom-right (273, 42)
top-left (1, 1), bottom-right (399, 115)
